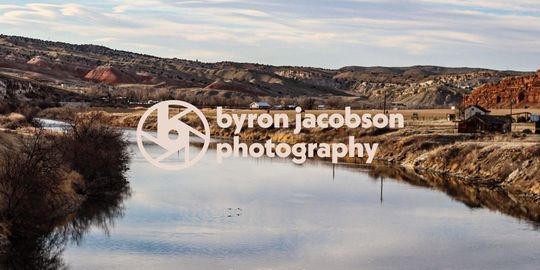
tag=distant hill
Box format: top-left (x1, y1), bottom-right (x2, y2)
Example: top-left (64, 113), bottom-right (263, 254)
top-left (0, 34), bottom-right (532, 108)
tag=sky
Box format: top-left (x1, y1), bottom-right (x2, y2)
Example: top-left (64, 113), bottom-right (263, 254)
top-left (0, 0), bottom-right (539, 71)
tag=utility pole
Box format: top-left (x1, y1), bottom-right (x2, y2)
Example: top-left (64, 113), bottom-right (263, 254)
top-left (510, 86), bottom-right (513, 134)
top-left (383, 90), bottom-right (388, 114)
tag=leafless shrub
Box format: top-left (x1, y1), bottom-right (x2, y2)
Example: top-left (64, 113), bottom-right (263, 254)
top-left (0, 130), bottom-right (64, 228)
top-left (16, 105), bottom-right (40, 125)
top-left (57, 115), bottom-right (130, 195)
top-left (298, 97), bottom-right (316, 110)
top-left (326, 96), bottom-right (345, 109)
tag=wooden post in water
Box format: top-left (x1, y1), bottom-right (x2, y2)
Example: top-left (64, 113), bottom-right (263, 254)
top-left (380, 176), bottom-right (384, 204)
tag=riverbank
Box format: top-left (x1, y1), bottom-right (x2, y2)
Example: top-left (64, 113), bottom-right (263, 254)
top-left (0, 116), bottom-right (130, 251)
top-left (0, 130), bottom-right (84, 249)
top-left (38, 107), bottom-right (540, 202)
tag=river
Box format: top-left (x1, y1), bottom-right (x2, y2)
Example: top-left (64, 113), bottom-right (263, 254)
top-left (11, 120), bottom-right (540, 269)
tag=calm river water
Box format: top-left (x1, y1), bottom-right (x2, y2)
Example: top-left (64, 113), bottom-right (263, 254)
top-left (17, 123), bottom-right (540, 269)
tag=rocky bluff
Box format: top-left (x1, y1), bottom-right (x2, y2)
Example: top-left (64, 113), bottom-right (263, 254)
top-left (464, 70), bottom-right (540, 108)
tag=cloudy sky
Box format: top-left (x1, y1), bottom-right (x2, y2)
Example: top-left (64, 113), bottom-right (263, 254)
top-left (1, 0), bottom-right (539, 70)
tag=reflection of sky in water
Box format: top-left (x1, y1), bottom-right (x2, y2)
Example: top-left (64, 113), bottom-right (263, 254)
top-left (63, 135), bottom-right (540, 270)
top-left (36, 118), bottom-right (72, 131)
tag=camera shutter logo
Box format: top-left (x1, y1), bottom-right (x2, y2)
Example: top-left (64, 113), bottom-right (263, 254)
top-left (136, 100), bottom-right (210, 170)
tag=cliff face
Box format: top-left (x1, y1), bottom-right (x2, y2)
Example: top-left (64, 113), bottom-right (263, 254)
top-left (464, 70), bottom-right (540, 108)
top-left (276, 68), bottom-right (513, 108)
top-left (0, 74), bottom-right (77, 110)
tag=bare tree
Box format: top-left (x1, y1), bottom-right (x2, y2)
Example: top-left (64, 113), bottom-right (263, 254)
top-left (298, 97), bottom-right (316, 110)
top-left (57, 115), bottom-right (130, 195)
top-left (0, 130), bottom-right (64, 227)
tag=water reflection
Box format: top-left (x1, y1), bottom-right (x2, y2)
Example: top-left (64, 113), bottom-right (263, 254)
top-left (1, 229), bottom-right (67, 270)
top-left (2, 134), bottom-right (540, 269)
top-left (365, 165), bottom-right (540, 226)
top-left (0, 189), bottom-right (130, 270)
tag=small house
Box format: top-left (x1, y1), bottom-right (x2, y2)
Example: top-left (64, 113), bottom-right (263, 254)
top-left (458, 114), bottom-right (511, 134)
top-left (462, 105), bottom-right (490, 120)
top-left (250, 102), bottom-right (271, 109)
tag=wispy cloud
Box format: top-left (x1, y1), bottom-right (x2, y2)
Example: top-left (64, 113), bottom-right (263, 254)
top-left (0, 0), bottom-right (538, 70)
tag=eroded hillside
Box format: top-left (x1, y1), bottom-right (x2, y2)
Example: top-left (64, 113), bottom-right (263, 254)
top-left (0, 35), bottom-right (530, 108)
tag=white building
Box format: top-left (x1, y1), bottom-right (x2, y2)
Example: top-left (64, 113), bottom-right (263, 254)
top-left (462, 105), bottom-right (490, 120)
top-left (250, 102), bottom-right (271, 109)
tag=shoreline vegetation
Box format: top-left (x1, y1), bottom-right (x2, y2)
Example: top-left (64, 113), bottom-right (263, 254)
top-left (38, 106), bottom-right (540, 202)
top-left (0, 114), bottom-right (130, 259)
top-left (0, 104), bottom-right (538, 262)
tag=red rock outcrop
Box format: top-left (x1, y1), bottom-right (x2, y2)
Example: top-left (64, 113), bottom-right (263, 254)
top-left (84, 65), bottom-right (139, 85)
top-left (464, 70), bottom-right (540, 108)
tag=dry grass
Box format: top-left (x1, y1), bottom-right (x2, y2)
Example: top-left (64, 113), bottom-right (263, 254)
top-left (30, 105), bottom-right (540, 200)
top-left (0, 113), bottom-right (28, 129)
